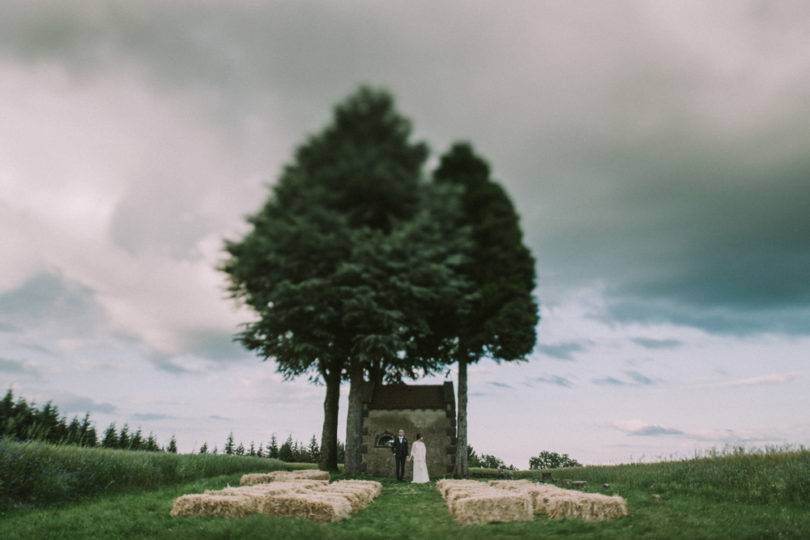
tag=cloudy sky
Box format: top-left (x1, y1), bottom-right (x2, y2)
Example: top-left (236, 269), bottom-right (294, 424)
top-left (2, 0), bottom-right (809, 466)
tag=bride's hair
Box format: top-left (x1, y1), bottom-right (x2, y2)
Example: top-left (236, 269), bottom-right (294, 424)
top-left (416, 433), bottom-right (423, 440)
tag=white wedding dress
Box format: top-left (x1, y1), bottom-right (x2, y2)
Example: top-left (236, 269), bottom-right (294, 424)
top-left (411, 440), bottom-right (429, 483)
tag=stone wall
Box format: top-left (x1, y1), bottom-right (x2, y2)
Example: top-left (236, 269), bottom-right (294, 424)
top-left (361, 408), bottom-right (455, 479)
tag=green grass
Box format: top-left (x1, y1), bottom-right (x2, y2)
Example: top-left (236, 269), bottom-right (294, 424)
top-left (3, 446), bottom-right (810, 538)
top-left (0, 438), bottom-right (290, 509)
top-left (516, 446), bottom-right (810, 505)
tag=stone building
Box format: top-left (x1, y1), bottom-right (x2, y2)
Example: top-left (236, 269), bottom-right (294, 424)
top-left (360, 382), bottom-right (456, 479)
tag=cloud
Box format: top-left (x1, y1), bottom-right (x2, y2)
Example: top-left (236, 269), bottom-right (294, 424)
top-left (632, 338), bottom-right (683, 350)
top-left (0, 357), bottom-right (38, 375)
top-left (0, 271), bottom-right (106, 334)
top-left (593, 377), bottom-right (627, 387)
top-left (626, 371), bottom-right (656, 386)
top-left (536, 342), bottom-right (587, 361)
top-left (616, 420), bottom-right (684, 437)
top-left (132, 413), bottom-right (170, 422)
top-left (56, 395), bottom-right (116, 415)
top-left (487, 382), bottom-right (513, 389)
top-left (593, 371), bottom-right (658, 386)
top-left (631, 426), bottom-right (684, 437)
top-left (535, 375), bottom-right (573, 388)
top-left (689, 372), bottom-right (802, 390)
top-left (721, 373), bottom-right (801, 387)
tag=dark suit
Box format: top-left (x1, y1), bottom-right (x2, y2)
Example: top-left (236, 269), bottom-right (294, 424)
top-left (391, 436), bottom-right (409, 480)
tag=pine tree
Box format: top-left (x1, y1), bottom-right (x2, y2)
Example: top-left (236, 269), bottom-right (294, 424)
top-left (146, 433), bottom-right (160, 452)
top-left (308, 435), bottom-right (320, 463)
top-left (101, 423), bottom-right (118, 448)
top-left (118, 424), bottom-right (131, 450)
top-left (279, 435), bottom-right (294, 462)
top-left (433, 142), bottom-right (539, 477)
top-left (222, 87), bottom-right (468, 474)
top-left (199, 442), bottom-right (209, 454)
top-left (267, 434), bottom-right (279, 459)
top-left (130, 427), bottom-right (144, 451)
top-left (225, 432), bottom-right (235, 455)
top-left (167, 435), bottom-right (178, 454)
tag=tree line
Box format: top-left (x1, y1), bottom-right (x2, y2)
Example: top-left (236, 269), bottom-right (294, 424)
top-left (202, 432), bottom-right (345, 463)
top-left (1, 389), bottom-right (174, 453)
top-left (221, 86), bottom-right (539, 476)
top-left (1, 389), bottom-right (346, 462)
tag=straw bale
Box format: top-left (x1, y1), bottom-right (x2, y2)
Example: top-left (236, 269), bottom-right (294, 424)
top-left (332, 480), bottom-right (383, 498)
top-left (207, 481), bottom-right (315, 498)
top-left (170, 494), bottom-right (254, 518)
top-left (313, 482), bottom-right (379, 510)
top-left (452, 492), bottom-right (533, 525)
top-left (258, 492), bottom-right (352, 523)
top-left (436, 479), bottom-right (486, 499)
top-left (240, 469), bottom-right (330, 485)
top-left (317, 488), bottom-right (366, 510)
top-left (240, 473), bottom-right (275, 486)
top-left (542, 491), bottom-right (628, 521)
top-left (445, 486), bottom-right (497, 513)
top-left (487, 479), bottom-right (534, 489)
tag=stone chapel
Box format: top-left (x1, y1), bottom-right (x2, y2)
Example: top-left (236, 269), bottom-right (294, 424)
top-left (359, 381), bottom-right (456, 478)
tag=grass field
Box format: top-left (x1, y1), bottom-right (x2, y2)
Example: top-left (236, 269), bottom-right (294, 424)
top-left (2, 444), bottom-right (810, 539)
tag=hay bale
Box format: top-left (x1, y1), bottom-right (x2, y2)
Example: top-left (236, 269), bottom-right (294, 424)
top-left (240, 473), bottom-right (275, 486)
top-left (487, 479), bottom-right (534, 489)
top-left (576, 493), bottom-right (628, 521)
top-left (445, 487), bottom-right (494, 513)
top-left (240, 469), bottom-right (330, 485)
top-left (452, 492), bottom-right (533, 525)
top-left (543, 491), bottom-right (628, 521)
top-left (258, 493), bottom-right (352, 523)
top-left (436, 479), bottom-right (485, 499)
top-left (207, 481), bottom-right (317, 498)
top-left (488, 480), bottom-right (568, 513)
top-left (170, 494), bottom-right (254, 518)
top-left (333, 480), bottom-right (383, 498)
top-left (313, 481), bottom-right (381, 510)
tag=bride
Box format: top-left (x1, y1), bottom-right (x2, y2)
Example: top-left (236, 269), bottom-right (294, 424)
top-left (409, 433), bottom-right (429, 483)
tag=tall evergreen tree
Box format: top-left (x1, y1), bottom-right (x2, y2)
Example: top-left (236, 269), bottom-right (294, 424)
top-left (433, 142), bottom-right (539, 477)
top-left (222, 87), bottom-right (466, 474)
top-left (225, 432), bottom-right (235, 455)
top-left (267, 434), bottom-right (279, 459)
top-left (279, 435), bottom-right (294, 462)
top-left (118, 424), bottom-right (131, 450)
top-left (308, 435), bottom-right (320, 463)
top-left (101, 423), bottom-right (118, 448)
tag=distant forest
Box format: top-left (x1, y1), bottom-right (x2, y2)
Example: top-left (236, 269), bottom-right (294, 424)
top-left (0, 389), bottom-right (326, 460)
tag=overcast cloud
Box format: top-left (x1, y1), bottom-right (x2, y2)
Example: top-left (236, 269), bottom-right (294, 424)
top-left (1, 0), bottom-right (808, 465)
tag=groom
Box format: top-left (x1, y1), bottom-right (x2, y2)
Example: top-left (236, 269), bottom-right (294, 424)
top-left (391, 428), bottom-right (409, 481)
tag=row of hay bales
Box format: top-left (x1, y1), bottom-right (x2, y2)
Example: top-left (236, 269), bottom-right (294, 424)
top-left (437, 479), bottom-right (628, 525)
top-left (171, 470), bottom-right (382, 523)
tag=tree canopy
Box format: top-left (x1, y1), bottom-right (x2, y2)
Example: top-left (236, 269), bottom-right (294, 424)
top-left (433, 142), bottom-right (539, 477)
top-left (221, 87), bottom-right (470, 472)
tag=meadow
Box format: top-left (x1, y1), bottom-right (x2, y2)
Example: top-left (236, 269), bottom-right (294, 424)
top-left (2, 440), bottom-right (810, 539)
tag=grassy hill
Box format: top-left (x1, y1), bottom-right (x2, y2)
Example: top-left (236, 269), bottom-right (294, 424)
top-left (2, 441), bottom-right (809, 538)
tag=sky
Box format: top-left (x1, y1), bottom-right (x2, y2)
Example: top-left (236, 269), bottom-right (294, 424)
top-left (2, 0), bottom-right (809, 467)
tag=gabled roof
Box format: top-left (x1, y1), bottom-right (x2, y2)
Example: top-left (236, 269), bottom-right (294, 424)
top-left (367, 382), bottom-right (455, 410)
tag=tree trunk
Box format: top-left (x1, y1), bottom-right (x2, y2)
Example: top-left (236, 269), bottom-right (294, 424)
top-left (453, 357), bottom-right (469, 478)
top-left (344, 361), bottom-right (365, 476)
top-left (318, 364), bottom-right (341, 472)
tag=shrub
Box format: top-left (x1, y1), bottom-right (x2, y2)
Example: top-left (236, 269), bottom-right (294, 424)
top-left (529, 451), bottom-right (581, 470)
